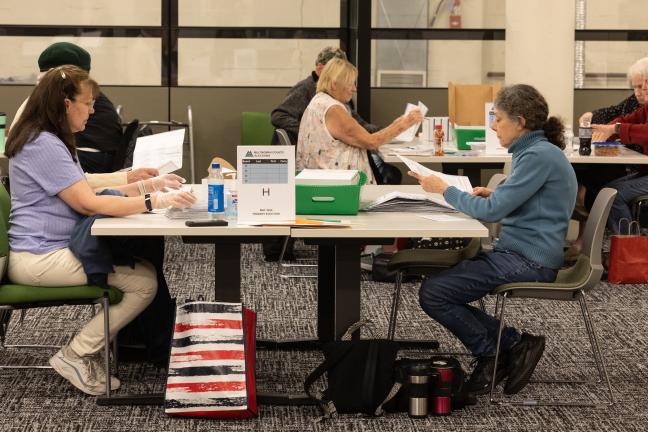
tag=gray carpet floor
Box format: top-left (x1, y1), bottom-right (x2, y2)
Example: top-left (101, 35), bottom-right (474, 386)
top-left (1, 236), bottom-right (647, 431)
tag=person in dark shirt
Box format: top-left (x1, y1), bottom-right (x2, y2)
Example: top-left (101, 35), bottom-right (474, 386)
top-left (74, 92), bottom-right (124, 173)
top-left (574, 59), bottom-right (645, 211)
top-left (265, 46), bottom-right (403, 261)
top-left (580, 94), bottom-right (640, 126)
top-left (38, 43), bottom-right (122, 173)
top-left (567, 57), bottom-right (648, 260)
top-left (271, 47), bottom-right (379, 145)
top-left (271, 46), bottom-right (400, 185)
top-left (12, 42), bottom-right (155, 182)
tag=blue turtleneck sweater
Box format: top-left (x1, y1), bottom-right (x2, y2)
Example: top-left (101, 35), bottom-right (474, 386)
top-left (444, 130), bottom-right (577, 269)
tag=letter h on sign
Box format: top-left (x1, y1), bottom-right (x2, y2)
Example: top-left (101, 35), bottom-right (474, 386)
top-left (262, 188), bottom-right (270, 196)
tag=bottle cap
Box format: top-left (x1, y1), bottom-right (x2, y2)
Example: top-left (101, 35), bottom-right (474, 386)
top-left (211, 163), bottom-right (221, 169)
top-left (434, 124), bottom-right (442, 129)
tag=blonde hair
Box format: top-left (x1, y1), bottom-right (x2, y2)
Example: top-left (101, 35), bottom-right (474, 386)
top-left (316, 57), bottom-right (357, 95)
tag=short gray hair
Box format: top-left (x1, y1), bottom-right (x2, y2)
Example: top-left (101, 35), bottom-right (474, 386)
top-left (494, 84), bottom-right (548, 130)
top-left (627, 56), bottom-right (648, 83)
top-left (494, 84), bottom-right (565, 149)
top-left (316, 46), bottom-right (347, 66)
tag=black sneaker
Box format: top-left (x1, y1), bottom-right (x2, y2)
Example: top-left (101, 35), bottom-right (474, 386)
top-left (503, 333), bottom-right (546, 395)
top-left (466, 355), bottom-right (510, 395)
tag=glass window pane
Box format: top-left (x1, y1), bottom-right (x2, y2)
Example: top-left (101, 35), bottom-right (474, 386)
top-left (372, 0), bottom-right (505, 29)
top-left (179, 0), bottom-right (340, 27)
top-left (372, 40), bottom-right (504, 87)
top-left (585, 0), bottom-right (648, 30)
top-left (178, 39), bottom-right (339, 86)
top-left (0, 0), bottom-right (161, 26)
top-left (0, 36), bottom-right (161, 86)
top-left (580, 41), bottom-right (648, 89)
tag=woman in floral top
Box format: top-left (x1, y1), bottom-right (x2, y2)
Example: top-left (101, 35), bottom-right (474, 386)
top-left (296, 58), bottom-right (422, 184)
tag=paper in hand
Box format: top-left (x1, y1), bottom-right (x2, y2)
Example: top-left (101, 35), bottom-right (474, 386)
top-left (397, 154), bottom-right (473, 193)
top-left (132, 129), bottom-right (184, 173)
top-left (394, 101), bottom-right (428, 142)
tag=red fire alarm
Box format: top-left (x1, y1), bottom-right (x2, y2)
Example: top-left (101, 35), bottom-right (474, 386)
top-left (449, 0), bottom-right (462, 28)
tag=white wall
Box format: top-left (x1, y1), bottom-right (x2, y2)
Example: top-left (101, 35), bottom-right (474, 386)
top-left (505, 0), bottom-right (575, 125)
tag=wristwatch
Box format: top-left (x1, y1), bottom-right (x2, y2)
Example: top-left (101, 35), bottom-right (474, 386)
top-left (144, 193), bottom-right (153, 212)
top-left (614, 122), bottom-right (621, 135)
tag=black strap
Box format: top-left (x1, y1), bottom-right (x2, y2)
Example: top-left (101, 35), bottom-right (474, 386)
top-left (303, 342), bottom-right (355, 416)
top-left (360, 341), bottom-right (378, 413)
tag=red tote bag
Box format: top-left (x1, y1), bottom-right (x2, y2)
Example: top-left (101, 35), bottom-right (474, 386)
top-left (607, 220), bottom-right (648, 284)
top-left (164, 302), bottom-right (257, 419)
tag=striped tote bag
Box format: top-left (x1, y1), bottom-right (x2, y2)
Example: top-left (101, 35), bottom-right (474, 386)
top-left (164, 301), bottom-right (257, 419)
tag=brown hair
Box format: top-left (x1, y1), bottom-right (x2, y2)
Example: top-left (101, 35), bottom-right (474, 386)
top-left (5, 65), bottom-right (99, 160)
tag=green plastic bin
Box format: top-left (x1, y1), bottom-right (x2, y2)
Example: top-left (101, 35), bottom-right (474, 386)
top-left (296, 171), bottom-right (367, 215)
top-left (454, 126), bottom-right (485, 150)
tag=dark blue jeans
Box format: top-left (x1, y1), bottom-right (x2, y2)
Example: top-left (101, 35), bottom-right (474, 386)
top-left (604, 172), bottom-right (648, 234)
top-left (419, 249), bottom-right (557, 357)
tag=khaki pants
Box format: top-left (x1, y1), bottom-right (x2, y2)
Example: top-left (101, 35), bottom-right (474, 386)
top-left (8, 248), bottom-right (157, 356)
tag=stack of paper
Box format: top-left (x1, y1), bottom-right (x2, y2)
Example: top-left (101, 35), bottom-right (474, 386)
top-left (165, 207), bottom-right (210, 220)
top-left (296, 169), bottom-right (359, 186)
top-left (361, 191), bottom-right (457, 213)
top-left (164, 184), bottom-right (209, 219)
top-left (390, 143), bottom-right (436, 154)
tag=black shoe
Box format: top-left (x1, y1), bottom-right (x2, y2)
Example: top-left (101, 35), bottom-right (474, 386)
top-left (466, 355), bottom-right (509, 395)
top-left (503, 333), bottom-right (545, 395)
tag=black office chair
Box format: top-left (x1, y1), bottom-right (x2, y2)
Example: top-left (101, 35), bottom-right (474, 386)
top-left (275, 128), bottom-right (292, 146)
top-left (112, 119), bottom-right (139, 171)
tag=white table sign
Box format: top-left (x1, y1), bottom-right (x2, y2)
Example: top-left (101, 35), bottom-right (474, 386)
top-left (236, 146), bottom-right (295, 224)
top-left (485, 102), bottom-right (502, 153)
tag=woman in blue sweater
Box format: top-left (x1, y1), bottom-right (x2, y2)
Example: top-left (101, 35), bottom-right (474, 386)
top-left (409, 84), bottom-right (577, 396)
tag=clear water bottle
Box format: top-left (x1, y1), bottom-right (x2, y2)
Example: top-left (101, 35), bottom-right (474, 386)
top-left (208, 163), bottom-right (225, 218)
top-left (563, 126), bottom-right (574, 156)
top-left (225, 190), bottom-right (238, 221)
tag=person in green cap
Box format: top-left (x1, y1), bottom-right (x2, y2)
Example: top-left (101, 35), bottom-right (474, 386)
top-left (11, 42), bottom-right (157, 187)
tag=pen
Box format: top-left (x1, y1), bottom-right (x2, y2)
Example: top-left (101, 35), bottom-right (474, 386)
top-left (311, 218), bottom-right (342, 223)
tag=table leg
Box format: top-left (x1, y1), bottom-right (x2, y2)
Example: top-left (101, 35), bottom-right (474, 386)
top-left (317, 240), bottom-right (386, 342)
top-left (213, 241), bottom-right (241, 302)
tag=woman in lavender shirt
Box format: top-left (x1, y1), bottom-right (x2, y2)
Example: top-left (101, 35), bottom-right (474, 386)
top-left (5, 65), bottom-right (196, 396)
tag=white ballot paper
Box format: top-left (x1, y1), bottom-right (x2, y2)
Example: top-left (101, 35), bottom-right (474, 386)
top-left (396, 154), bottom-right (473, 193)
top-left (132, 128), bottom-right (184, 174)
top-left (394, 101), bottom-right (428, 142)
